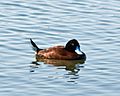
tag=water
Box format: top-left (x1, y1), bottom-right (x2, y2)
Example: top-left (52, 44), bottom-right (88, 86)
top-left (0, 0), bottom-right (120, 96)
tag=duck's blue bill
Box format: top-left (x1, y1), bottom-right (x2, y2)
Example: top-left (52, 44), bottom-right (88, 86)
top-left (75, 46), bottom-right (83, 54)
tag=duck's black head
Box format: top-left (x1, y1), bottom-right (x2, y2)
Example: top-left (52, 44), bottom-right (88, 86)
top-left (65, 39), bottom-right (83, 54)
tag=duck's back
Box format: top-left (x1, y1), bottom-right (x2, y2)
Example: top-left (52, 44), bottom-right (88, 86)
top-left (36, 46), bottom-right (79, 60)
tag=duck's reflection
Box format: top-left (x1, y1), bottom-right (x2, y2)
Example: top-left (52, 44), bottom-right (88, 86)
top-left (30, 56), bottom-right (85, 74)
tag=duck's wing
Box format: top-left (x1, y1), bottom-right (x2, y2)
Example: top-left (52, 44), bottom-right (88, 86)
top-left (37, 46), bottom-right (78, 60)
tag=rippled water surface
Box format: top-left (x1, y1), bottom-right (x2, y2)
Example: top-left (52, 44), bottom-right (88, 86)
top-left (0, 0), bottom-right (120, 96)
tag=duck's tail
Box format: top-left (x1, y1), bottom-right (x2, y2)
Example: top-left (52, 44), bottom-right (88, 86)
top-left (30, 38), bottom-right (41, 52)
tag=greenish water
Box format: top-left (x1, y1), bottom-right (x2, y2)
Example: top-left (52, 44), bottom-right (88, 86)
top-left (0, 0), bottom-right (120, 96)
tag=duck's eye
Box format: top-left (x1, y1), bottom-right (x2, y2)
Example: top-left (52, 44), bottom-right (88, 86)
top-left (71, 43), bottom-right (74, 46)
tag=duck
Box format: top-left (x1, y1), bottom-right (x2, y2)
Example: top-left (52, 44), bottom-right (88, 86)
top-left (30, 39), bottom-right (86, 60)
